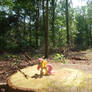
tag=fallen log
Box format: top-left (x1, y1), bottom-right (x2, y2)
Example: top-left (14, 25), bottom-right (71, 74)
top-left (0, 83), bottom-right (8, 92)
top-left (0, 83), bottom-right (7, 88)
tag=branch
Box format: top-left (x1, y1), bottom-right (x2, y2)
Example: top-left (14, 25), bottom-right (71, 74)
top-left (15, 65), bottom-right (29, 79)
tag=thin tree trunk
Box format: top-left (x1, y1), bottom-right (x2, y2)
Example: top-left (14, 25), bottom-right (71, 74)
top-left (86, 24), bottom-right (89, 47)
top-left (29, 14), bottom-right (32, 47)
top-left (35, 5), bottom-right (39, 48)
top-left (65, 0), bottom-right (69, 45)
top-left (42, 0), bottom-right (45, 32)
top-left (45, 0), bottom-right (49, 58)
top-left (52, 0), bottom-right (55, 47)
top-left (90, 24), bottom-right (92, 45)
top-left (40, 0), bottom-right (45, 45)
top-left (24, 11), bottom-right (26, 31)
top-left (35, 16), bottom-right (38, 48)
top-left (16, 9), bottom-right (21, 51)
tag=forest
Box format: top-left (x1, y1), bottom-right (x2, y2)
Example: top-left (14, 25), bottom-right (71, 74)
top-left (0, 0), bottom-right (92, 56)
top-left (0, 0), bottom-right (92, 92)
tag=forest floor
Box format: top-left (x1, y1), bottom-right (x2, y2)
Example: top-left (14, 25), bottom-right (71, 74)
top-left (0, 48), bottom-right (92, 83)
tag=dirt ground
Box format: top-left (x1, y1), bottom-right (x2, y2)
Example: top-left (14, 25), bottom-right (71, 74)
top-left (0, 59), bottom-right (37, 83)
top-left (0, 48), bottom-right (92, 92)
top-left (0, 48), bottom-right (92, 83)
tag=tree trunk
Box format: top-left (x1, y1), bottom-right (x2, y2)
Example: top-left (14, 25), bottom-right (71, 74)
top-left (35, 5), bottom-right (39, 48)
top-left (29, 14), bottom-right (32, 47)
top-left (24, 10), bottom-right (26, 32)
top-left (52, 0), bottom-right (55, 47)
top-left (42, 0), bottom-right (45, 31)
top-left (16, 9), bottom-right (21, 52)
top-left (65, 0), bottom-right (69, 45)
top-left (90, 24), bottom-right (92, 45)
top-left (42, 0), bottom-right (45, 42)
top-left (40, 0), bottom-right (45, 46)
top-left (45, 0), bottom-right (49, 58)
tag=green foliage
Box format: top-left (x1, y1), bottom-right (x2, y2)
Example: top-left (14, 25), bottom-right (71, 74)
top-left (0, 53), bottom-right (22, 63)
top-left (0, 0), bottom-right (92, 54)
top-left (54, 53), bottom-right (68, 64)
top-left (74, 6), bottom-right (92, 49)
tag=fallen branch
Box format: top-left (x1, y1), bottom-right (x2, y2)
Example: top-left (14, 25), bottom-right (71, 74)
top-left (15, 65), bottom-right (29, 79)
top-left (10, 52), bottom-right (32, 79)
top-left (71, 57), bottom-right (88, 60)
top-left (24, 52), bottom-right (31, 61)
top-left (24, 52), bottom-right (33, 66)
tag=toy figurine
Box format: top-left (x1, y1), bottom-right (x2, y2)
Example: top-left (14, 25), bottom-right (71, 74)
top-left (37, 58), bottom-right (54, 75)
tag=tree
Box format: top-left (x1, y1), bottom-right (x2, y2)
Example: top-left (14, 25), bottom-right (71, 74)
top-left (87, 1), bottom-right (92, 46)
top-left (45, 0), bottom-right (49, 58)
top-left (65, 0), bottom-right (69, 45)
top-left (74, 6), bottom-right (89, 49)
top-left (51, 0), bottom-right (55, 46)
top-left (35, 1), bottom-right (40, 48)
top-left (0, 0), bottom-right (92, 54)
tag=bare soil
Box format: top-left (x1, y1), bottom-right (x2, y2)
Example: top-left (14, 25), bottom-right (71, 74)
top-left (0, 48), bottom-right (92, 92)
top-left (0, 48), bottom-right (92, 83)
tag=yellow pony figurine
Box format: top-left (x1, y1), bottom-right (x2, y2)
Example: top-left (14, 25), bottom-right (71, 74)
top-left (37, 58), bottom-right (48, 75)
top-left (37, 58), bottom-right (54, 76)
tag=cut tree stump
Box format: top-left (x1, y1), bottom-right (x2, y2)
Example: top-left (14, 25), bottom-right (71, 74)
top-left (7, 64), bottom-right (92, 92)
top-left (0, 83), bottom-right (8, 92)
top-left (0, 83), bottom-right (7, 88)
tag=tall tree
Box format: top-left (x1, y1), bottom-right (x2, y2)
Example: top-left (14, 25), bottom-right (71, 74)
top-left (52, 0), bottom-right (55, 46)
top-left (87, 1), bottom-right (92, 45)
top-left (42, 0), bottom-right (45, 30)
top-left (40, 0), bottom-right (45, 45)
top-left (45, 0), bottom-right (49, 58)
top-left (65, 0), bottom-right (69, 45)
top-left (35, 1), bottom-right (39, 48)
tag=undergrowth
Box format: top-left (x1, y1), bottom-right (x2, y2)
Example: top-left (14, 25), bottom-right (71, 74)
top-left (53, 53), bottom-right (68, 64)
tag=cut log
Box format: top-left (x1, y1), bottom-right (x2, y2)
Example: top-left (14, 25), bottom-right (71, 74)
top-left (0, 83), bottom-right (8, 92)
top-left (0, 83), bottom-right (7, 88)
top-left (7, 64), bottom-right (92, 92)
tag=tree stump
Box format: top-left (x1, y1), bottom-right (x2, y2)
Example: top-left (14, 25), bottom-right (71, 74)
top-left (7, 64), bottom-right (92, 92)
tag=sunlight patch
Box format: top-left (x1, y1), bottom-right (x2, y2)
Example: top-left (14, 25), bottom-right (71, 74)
top-left (60, 68), bottom-right (91, 87)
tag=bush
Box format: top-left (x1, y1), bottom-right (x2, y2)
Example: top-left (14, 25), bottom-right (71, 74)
top-left (54, 53), bottom-right (68, 64)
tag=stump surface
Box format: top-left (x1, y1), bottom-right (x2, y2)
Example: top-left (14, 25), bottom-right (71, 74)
top-left (7, 64), bottom-right (92, 92)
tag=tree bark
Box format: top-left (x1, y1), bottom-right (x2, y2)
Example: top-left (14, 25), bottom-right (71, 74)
top-left (42, 0), bottom-right (45, 30)
top-left (45, 0), bottom-right (49, 58)
top-left (90, 24), bottom-right (92, 45)
top-left (35, 3), bottom-right (39, 48)
top-left (42, 0), bottom-right (45, 39)
top-left (29, 14), bottom-right (32, 46)
top-left (24, 10), bottom-right (26, 32)
top-left (65, 0), bottom-right (69, 45)
top-left (52, 0), bottom-right (55, 47)
top-left (40, 0), bottom-right (45, 46)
